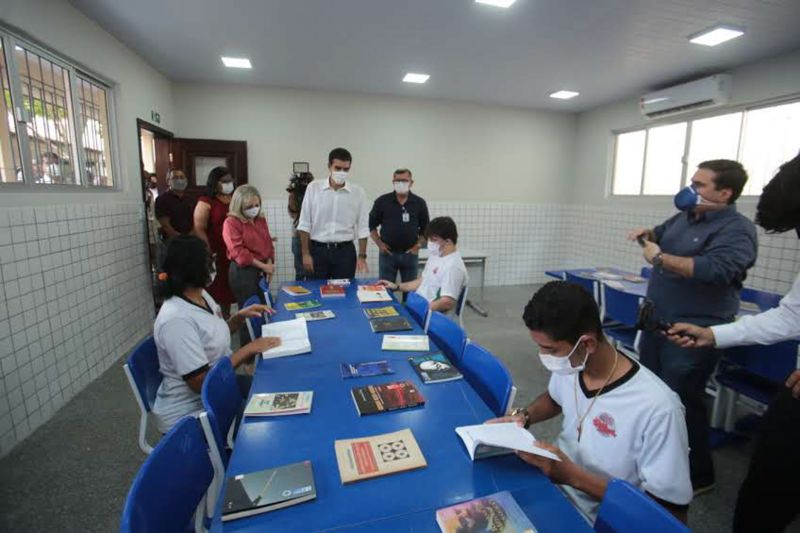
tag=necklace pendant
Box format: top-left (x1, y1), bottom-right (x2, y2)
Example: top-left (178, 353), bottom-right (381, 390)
top-left (576, 424), bottom-right (582, 442)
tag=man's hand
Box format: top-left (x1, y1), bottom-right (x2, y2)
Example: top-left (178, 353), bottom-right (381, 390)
top-left (786, 370), bottom-right (800, 399)
top-left (643, 241), bottom-right (661, 264)
top-left (356, 258), bottom-right (368, 273)
top-left (377, 279), bottom-right (399, 291)
top-left (484, 415), bottom-right (525, 427)
top-left (627, 227), bottom-right (651, 242)
top-left (516, 442), bottom-right (578, 486)
top-left (666, 323), bottom-right (714, 348)
top-left (237, 304), bottom-right (275, 319)
top-left (302, 253), bottom-right (314, 273)
top-left (377, 241), bottom-right (391, 255)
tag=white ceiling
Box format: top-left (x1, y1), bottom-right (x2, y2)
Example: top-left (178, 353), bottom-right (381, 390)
top-left (70, 0), bottom-right (800, 112)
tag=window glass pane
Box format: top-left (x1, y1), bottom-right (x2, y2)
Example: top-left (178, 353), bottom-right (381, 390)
top-left (686, 112), bottom-right (742, 185)
top-left (15, 45), bottom-right (78, 185)
top-left (740, 101), bottom-right (800, 196)
top-left (77, 76), bottom-right (113, 187)
top-left (642, 122), bottom-right (686, 195)
top-left (612, 130), bottom-right (645, 195)
top-left (0, 39), bottom-right (23, 183)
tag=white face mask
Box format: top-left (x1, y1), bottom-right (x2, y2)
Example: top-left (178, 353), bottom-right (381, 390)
top-left (330, 170), bottom-right (348, 185)
top-left (393, 181), bottom-right (410, 194)
top-left (220, 182), bottom-right (234, 195)
top-left (243, 206), bottom-right (260, 219)
top-left (427, 240), bottom-right (441, 256)
top-left (170, 178), bottom-right (187, 191)
top-left (538, 336), bottom-right (589, 375)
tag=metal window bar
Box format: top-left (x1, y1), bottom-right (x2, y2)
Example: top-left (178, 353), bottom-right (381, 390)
top-left (0, 40), bottom-right (22, 181)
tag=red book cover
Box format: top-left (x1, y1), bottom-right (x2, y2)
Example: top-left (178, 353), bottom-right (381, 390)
top-left (351, 381), bottom-right (426, 416)
top-left (320, 285), bottom-right (346, 298)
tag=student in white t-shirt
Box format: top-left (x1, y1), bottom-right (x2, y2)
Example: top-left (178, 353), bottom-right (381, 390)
top-left (378, 216), bottom-right (468, 315)
top-left (152, 235), bottom-right (281, 434)
top-left (487, 281), bottom-right (692, 524)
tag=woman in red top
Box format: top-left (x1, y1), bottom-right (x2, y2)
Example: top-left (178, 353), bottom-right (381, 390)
top-left (193, 166), bottom-right (236, 316)
top-left (223, 184), bottom-right (275, 342)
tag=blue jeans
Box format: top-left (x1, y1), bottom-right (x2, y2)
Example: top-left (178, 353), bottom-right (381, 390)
top-left (379, 252), bottom-right (419, 297)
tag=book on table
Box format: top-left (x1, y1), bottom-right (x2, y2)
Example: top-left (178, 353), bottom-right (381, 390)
top-left (369, 316), bottom-right (413, 333)
top-left (435, 491), bottom-right (537, 533)
top-left (320, 285), bottom-right (346, 298)
top-left (351, 380), bottom-right (425, 416)
top-left (340, 360), bottom-right (394, 378)
top-left (363, 306), bottom-right (400, 319)
top-left (409, 353), bottom-right (463, 384)
top-left (221, 460), bottom-right (316, 522)
top-left (327, 278), bottom-right (351, 286)
top-left (381, 334), bottom-right (430, 352)
top-left (455, 423), bottom-right (560, 461)
top-left (295, 310), bottom-right (335, 321)
top-left (284, 300), bottom-right (322, 311)
top-left (357, 289), bottom-right (393, 303)
top-left (282, 285), bottom-right (311, 296)
top-left (334, 428), bottom-right (426, 484)
top-left (358, 284), bottom-right (386, 291)
top-left (260, 318), bottom-right (311, 358)
top-left (244, 391), bottom-right (313, 417)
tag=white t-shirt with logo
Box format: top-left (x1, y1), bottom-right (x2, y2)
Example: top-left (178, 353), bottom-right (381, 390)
top-left (152, 292), bottom-right (231, 433)
top-left (548, 357), bottom-right (692, 522)
top-left (417, 251), bottom-right (469, 311)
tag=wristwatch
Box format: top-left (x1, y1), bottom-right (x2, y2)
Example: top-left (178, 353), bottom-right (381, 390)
top-left (511, 407), bottom-right (531, 429)
top-left (652, 252), bottom-right (664, 267)
top-left (358, 253), bottom-right (367, 259)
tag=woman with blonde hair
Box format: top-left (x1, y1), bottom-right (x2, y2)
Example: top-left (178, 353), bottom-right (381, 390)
top-left (223, 185), bottom-right (275, 342)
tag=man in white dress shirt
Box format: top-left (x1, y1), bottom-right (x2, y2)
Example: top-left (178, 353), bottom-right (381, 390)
top-left (297, 147), bottom-right (370, 279)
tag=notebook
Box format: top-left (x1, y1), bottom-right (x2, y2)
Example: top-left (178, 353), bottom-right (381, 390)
top-left (260, 318), bottom-right (311, 358)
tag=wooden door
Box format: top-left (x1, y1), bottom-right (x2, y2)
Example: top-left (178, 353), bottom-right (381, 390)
top-left (169, 138), bottom-right (248, 202)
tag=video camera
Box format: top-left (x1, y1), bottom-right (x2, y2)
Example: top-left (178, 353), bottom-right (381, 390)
top-left (287, 162), bottom-right (314, 194)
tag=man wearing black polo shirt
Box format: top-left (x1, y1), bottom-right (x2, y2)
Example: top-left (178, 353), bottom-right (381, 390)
top-left (155, 169), bottom-right (193, 240)
top-left (369, 169), bottom-right (430, 294)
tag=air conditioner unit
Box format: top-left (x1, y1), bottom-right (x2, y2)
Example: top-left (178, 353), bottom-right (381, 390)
top-left (639, 74), bottom-right (732, 119)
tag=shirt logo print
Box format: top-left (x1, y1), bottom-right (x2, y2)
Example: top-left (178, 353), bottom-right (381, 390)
top-left (592, 412), bottom-right (617, 438)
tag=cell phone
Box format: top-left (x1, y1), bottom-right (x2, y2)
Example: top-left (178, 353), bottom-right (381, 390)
top-left (636, 235), bottom-right (646, 247)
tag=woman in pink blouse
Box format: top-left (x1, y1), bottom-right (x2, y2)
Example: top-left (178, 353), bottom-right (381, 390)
top-left (223, 185), bottom-right (275, 342)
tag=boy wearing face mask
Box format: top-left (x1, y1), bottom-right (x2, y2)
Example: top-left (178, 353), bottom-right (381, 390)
top-left (155, 169), bottom-right (194, 240)
top-left (487, 281), bottom-right (692, 524)
top-left (378, 216), bottom-right (467, 315)
top-left (369, 169), bottom-right (430, 300)
top-left (626, 159), bottom-right (757, 495)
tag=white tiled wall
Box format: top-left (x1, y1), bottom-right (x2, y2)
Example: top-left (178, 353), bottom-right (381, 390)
top-left (0, 203), bottom-right (153, 457)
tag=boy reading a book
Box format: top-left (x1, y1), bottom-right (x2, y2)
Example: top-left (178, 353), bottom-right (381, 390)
top-left (486, 281), bottom-right (692, 524)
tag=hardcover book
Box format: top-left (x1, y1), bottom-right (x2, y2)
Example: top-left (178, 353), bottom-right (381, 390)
top-left (435, 491), bottom-right (536, 533)
top-left (340, 360), bottom-right (394, 378)
top-left (320, 285), bottom-right (346, 298)
top-left (282, 285), bottom-right (311, 296)
top-left (284, 300), bottom-right (322, 311)
top-left (244, 391), bottom-right (313, 417)
top-left (369, 316), bottom-right (413, 333)
top-left (221, 460), bottom-right (316, 522)
top-left (351, 380), bottom-right (425, 416)
top-left (363, 306), bottom-right (400, 319)
top-left (334, 428), bottom-right (426, 484)
top-left (409, 353), bottom-right (463, 384)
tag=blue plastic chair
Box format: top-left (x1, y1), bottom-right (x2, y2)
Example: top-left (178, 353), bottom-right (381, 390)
top-left (565, 272), bottom-right (599, 303)
top-left (201, 357), bottom-right (242, 467)
top-left (460, 342), bottom-right (514, 417)
top-left (243, 294), bottom-right (267, 342)
top-left (427, 311), bottom-right (468, 366)
top-left (120, 416), bottom-right (215, 533)
top-left (594, 479), bottom-right (689, 533)
top-left (258, 276), bottom-right (273, 308)
top-left (601, 284), bottom-right (643, 357)
top-left (406, 291), bottom-right (431, 332)
top-left (454, 285), bottom-right (469, 328)
top-left (123, 336), bottom-right (162, 454)
top-left (640, 266), bottom-right (652, 279)
top-left (740, 287), bottom-right (782, 310)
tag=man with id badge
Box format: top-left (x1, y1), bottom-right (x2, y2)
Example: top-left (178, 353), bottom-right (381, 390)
top-left (369, 168), bottom-right (430, 297)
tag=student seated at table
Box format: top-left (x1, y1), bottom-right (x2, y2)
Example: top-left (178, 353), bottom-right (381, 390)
top-left (377, 216), bottom-right (467, 315)
top-left (151, 235), bottom-right (281, 434)
top-left (487, 281), bottom-right (692, 524)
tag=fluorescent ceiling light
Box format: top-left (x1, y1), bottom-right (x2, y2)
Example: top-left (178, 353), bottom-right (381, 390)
top-left (403, 72), bottom-right (430, 84)
top-left (221, 57), bottom-right (252, 69)
top-left (475, 0), bottom-right (517, 7)
top-left (549, 90), bottom-right (580, 100)
top-left (689, 26), bottom-right (744, 47)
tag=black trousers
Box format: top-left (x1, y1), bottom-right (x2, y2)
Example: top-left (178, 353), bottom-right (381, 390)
top-left (734, 387), bottom-right (800, 533)
top-left (310, 241), bottom-right (356, 280)
top-left (228, 262), bottom-right (262, 346)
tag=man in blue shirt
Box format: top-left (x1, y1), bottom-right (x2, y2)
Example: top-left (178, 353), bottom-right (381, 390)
top-left (628, 159), bottom-right (757, 496)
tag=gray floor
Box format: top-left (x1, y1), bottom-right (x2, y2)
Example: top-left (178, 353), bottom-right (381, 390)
top-left (0, 285), bottom-right (796, 532)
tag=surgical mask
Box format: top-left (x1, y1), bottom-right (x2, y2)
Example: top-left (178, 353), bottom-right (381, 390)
top-left (331, 171), bottom-right (348, 185)
top-left (220, 182), bottom-right (234, 195)
top-left (171, 178), bottom-right (187, 192)
top-left (427, 240), bottom-right (441, 256)
top-left (393, 181), bottom-right (410, 194)
top-left (243, 206), bottom-right (260, 219)
top-left (538, 336), bottom-right (589, 375)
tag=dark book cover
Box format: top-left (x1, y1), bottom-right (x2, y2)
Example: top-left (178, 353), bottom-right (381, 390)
top-left (340, 360), bottom-right (395, 378)
top-left (351, 380), bottom-right (426, 416)
top-left (409, 353), bottom-right (463, 384)
top-left (369, 316), bottom-right (413, 333)
top-left (221, 461), bottom-right (316, 522)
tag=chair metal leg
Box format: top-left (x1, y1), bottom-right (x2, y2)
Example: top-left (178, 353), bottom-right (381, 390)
top-left (724, 390), bottom-right (739, 433)
top-left (138, 412), bottom-right (153, 455)
top-left (710, 386), bottom-right (726, 429)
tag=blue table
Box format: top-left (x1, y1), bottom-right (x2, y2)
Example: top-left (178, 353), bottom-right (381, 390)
top-left (547, 267), bottom-right (648, 297)
top-left (211, 280), bottom-right (591, 532)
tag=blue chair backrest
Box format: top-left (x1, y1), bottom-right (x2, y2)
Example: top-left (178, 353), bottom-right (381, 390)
top-left (640, 266), bottom-right (652, 279)
top-left (201, 357), bottom-right (241, 465)
top-left (126, 336), bottom-right (161, 412)
top-left (724, 340), bottom-right (799, 384)
top-left (565, 272), bottom-right (599, 303)
top-left (244, 294), bottom-right (266, 337)
top-left (602, 284), bottom-right (641, 326)
top-left (595, 479), bottom-right (689, 533)
top-left (120, 416), bottom-right (214, 533)
top-left (740, 287), bottom-right (782, 310)
top-left (406, 291), bottom-right (430, 329)
top-left (258, 276), bottom-right (273, 308)
top-left (461, 342), bottom-right (513, 417)
top-left (427, 311), bottom-right (467, 366)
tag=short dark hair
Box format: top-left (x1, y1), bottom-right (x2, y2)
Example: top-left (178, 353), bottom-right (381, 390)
top-left (522, 281), bottom-right (603, 344)
top-left (205, 166), bottom-right (231, 197)
top-left (698, 159), bottom-right (748, 203)
top-left (425, 216), bottom-right (458, 244)
top-left (158, 235), bottom-right (212, 298)
top-left (756, 152), bottom-right (800, 233)
top-left (394, 168), bottom-right (412, 178)
top-left (328, 147), bottom-right (352, 165)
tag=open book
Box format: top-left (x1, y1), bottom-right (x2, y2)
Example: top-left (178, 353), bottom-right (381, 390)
top-left (455, 423), bottom-right (560, 461)
top-left (260, 318), bottom-right (311, 359)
